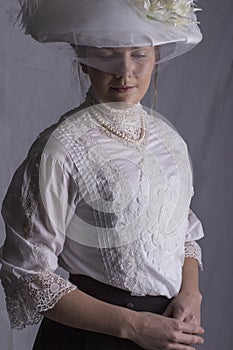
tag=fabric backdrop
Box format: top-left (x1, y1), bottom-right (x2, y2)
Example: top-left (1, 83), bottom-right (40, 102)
top-left (0, 0), bottom-right (232, 349)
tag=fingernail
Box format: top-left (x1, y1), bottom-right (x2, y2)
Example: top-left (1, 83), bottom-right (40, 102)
top-left (200, 327), bottom-right (205, 333)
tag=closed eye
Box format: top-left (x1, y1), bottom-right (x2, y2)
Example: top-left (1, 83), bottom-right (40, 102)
top-left (94, 54), bottom-right (115, 59)
top-left (132, 54), bottom-right (147, 59)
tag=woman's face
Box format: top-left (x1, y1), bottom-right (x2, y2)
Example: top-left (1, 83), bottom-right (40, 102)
top-left (81, 46), bottom-right (156, 104)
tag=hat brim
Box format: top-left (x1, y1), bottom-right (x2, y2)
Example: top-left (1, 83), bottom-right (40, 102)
top-left (20, 0), bottom-right (203, 62)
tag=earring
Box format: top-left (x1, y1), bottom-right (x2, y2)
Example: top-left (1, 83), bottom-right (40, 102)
top-left (115, 74), bottom-right (121, 78)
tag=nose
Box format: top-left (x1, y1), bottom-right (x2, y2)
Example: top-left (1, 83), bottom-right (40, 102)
top-left (116, 55), bottom-right (134, 78)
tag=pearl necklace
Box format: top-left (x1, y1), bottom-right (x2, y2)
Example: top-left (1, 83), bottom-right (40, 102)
top-left (91, 106), bottom-right (146, 145)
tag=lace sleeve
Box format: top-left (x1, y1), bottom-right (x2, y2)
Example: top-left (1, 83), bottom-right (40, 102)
top-left (185, 241), bottom-right (203, 270)
top-left (2, 271), bottom-right (76, 330)
top-left (184, 208), bottom-right (204, 270)
top-left (0, 146), bottom-right (78, 329)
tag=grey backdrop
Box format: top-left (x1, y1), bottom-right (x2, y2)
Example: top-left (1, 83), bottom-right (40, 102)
top-left (0, 0), bottom-right (232, 349)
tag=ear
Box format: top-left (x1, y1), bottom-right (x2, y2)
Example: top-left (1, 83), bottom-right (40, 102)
top-left (80, 63), bottom-right (89, 74)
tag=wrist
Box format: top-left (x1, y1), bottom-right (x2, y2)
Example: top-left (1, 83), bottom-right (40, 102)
top-left (119, 308), bottom-right (139, 341)
top-left (179, 288), bottom-right (202, 300)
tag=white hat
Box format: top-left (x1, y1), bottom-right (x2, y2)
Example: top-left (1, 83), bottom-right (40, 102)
top-left (16, 0), bottom-right (203, 64)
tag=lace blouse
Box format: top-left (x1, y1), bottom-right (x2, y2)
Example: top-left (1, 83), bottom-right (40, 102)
top-left (0, 100), bottom-right (204, 329)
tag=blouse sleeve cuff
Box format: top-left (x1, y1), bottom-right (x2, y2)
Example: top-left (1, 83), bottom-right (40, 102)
top-left (185, 209), bottom-right (205, 242)
top-left (3, 271), bottom-right (77, 329)
top-left (185, 241), bottom-right (203, 271)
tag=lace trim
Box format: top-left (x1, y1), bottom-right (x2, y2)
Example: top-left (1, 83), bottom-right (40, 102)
top-left (185, 241), bottom-right (203, 270)
top-left (4, 271), bottom-right (77, 329)
top-left (94, 102), bottom-right (143, 123)
top-left (90, 105), bottom-right (147, 150)
top-left (80, 88), bottom-right (146, 149)
top-left (84, 86), bottom-right (142, 124)
top-left (20, 154), bottom-right (41, 239)
top-left (50, 101), bottom-right (194, 296)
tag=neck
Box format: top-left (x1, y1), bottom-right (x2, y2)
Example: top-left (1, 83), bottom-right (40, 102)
top-left (85, 86), bottom-right (99, 106)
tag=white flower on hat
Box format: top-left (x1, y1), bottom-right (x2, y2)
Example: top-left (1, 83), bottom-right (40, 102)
top-left (131, 0), bottom-right (201, 26)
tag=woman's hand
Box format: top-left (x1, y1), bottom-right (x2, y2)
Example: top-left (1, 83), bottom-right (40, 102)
top-left (163, 290), bottom-right (203, 325)
top-left (163, 257), bottom-right (203, 326)
top-left (126, 310), bottom-right (204, 350)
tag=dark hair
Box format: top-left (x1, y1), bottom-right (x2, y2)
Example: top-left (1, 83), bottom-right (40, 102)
top-left (152, 46), bottom-right (160, 109)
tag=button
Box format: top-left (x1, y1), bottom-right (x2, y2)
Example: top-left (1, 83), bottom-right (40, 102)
top-left (125, 302), bottom-right (135, 309)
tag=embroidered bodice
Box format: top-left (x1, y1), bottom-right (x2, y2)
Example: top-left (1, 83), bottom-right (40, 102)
top-left (0, 97), bottom-right (204, 329)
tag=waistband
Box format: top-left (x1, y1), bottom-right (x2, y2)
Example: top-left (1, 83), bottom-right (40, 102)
top-left (69, 274), bottom-right (172, 314)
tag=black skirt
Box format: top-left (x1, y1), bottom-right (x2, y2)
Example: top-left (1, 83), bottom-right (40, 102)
top-left (32, 275), bottom-right (172, 350)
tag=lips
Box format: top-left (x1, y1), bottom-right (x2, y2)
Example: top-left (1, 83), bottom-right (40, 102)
top-left (111, 86), bottom-right (135, 93)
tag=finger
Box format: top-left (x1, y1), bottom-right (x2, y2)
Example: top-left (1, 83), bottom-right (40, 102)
top-left (184, 314), bottom-right (196, 323)
top-left (169, 331), bottom-right (204, 346)
top-left (173, 308), bottom-right (186, 321)
top-left (179, 333), bottom-right (204, 346)
top-left (167, 345), bottom-right (196, 350)
top-left (179, 322), bottom-right (205, 335)
top-left (190, 315), bottom-right (200, 326)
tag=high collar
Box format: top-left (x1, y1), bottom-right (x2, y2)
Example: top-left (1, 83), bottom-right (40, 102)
top-left (84, 87), bottom-right (143, 127)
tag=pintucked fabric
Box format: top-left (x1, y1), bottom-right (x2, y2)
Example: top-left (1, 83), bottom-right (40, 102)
top-left (0, 98), bottom-right (204, 330)
top-left (32, 274), bottom-right (172, 350)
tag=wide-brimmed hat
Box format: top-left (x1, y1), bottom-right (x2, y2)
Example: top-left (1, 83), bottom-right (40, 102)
top-left (16, 0), bottom-right (203, 65)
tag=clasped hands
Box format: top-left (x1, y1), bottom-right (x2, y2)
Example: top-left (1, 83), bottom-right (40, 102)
top-left (130, 290), bottom-right (204, 350)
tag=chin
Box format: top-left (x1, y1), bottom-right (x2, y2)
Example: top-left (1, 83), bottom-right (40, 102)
top-left (105, 89), bottom-right (140, 104)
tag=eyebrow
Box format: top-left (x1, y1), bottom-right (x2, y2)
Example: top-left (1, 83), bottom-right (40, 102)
top-left (94, 47), bottom-right (149, 52)
top-left (130, 47), bottom-right (144, 49)
top-left (107, 47), bottom-right (147, 50)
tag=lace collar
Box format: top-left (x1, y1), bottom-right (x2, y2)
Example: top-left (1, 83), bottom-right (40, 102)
top-left (84, 87), bottom-right (144, 128)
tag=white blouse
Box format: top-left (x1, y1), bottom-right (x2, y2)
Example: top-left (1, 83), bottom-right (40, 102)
top-left (0, 100), bottom-right (204, 329)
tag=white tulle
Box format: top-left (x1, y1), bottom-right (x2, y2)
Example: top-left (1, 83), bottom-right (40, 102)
top-left (14, 0), bottom-right (202, 65)
top-left (0, 95), bottom-right (204, 328)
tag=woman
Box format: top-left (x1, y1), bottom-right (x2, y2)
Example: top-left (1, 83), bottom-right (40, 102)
top-left (0, 1), bottom-right (205, 349)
